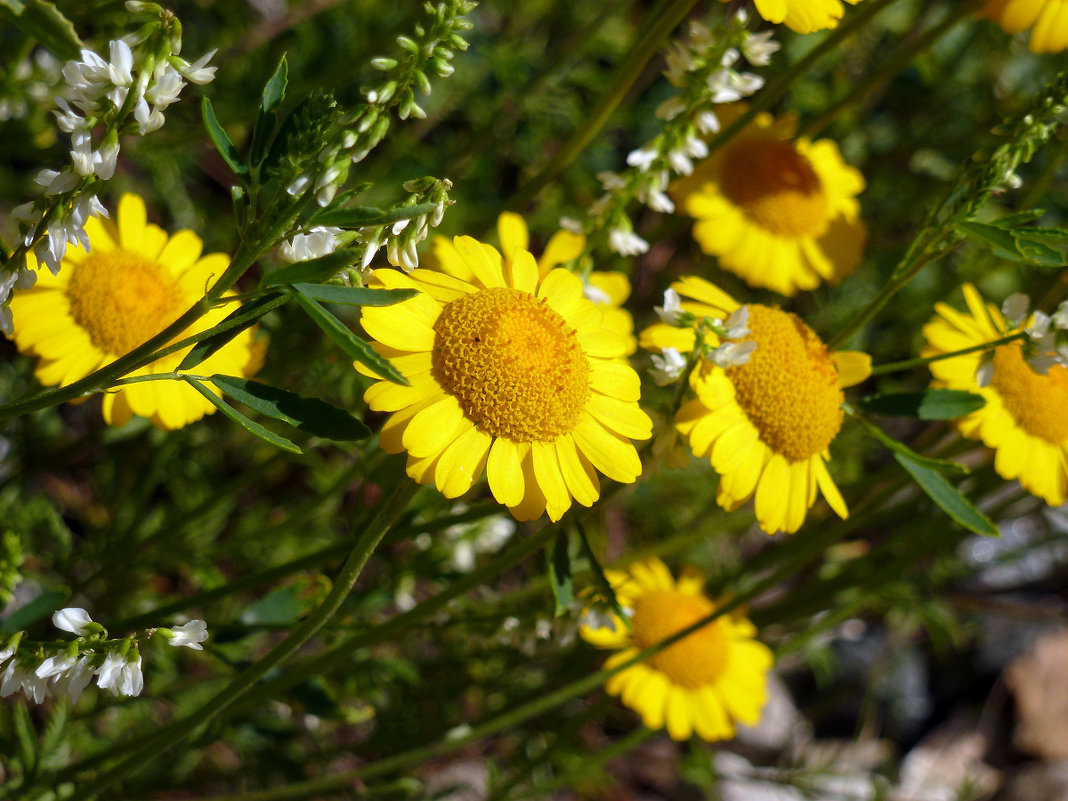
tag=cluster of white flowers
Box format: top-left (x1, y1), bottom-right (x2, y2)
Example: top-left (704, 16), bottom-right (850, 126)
top-left (648, 290), bottom-right (755, 386)
top-left (707, 306), bottom-right (756, 368)
top-left (0, 607), bottom-right (208, 705)
top-left (279, 226), bottom-right (343, 263)
top-left (576, 13), bottom-right (776, 257)
top-left (977, 294), bottom-right (1068, 384)
top-left (443, 511), bottom-right (516, 573)
top-left (369, 178), bottom-right (453, 273)
top-left (1, 4), bottom-right (217, 336)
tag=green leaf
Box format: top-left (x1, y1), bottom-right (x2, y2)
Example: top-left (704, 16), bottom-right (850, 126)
top-left (288, 284), bottom-right (417, 306)
top-left (852, 412), bottom-right (969, 476)
top-left (262, 250), bottom-right (359, 286)
top-left (308, 202), bottom-right (438, 229)
top-left (183, 377), bottom-right (302, 453)
top-left (0, 589), bottom-right (67, 634)
top-left (250, 54), bottom-right (288, 169)
top-left (0, 0), bottom-right (82, 61)
top-left (986, 210), bottom-right (1044, 228)
top-left (211, 376), bottom-right (370, 441)
top-left (239, 577), bottom-right (326, 627)
top-left (1015, 235), bottom-right (1065, 267)
top-left (290, 290), bottom-right (408, 385)
top-left (201, 97), bottom-right (249, 180)
top-left (575, 523), bottom-right (628, 627)
top-left (859, 389), bottom-right (985, 420)
top-left (959, 220), bottom-right (1023, 261)
top-left (1011, 226), bottom-right (1068, 244)
top-left (894, 454), bottom-right (998, 536)
top-left (177, 292), bottom-right (287, 371)
top-left (547, 531), bottom-right (573, 617)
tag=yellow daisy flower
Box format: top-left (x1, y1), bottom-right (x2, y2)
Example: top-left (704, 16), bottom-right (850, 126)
top-left (640, 276), bottom-right (871, 534)
top-left (922, 284), bottom-right (1068, 506)
top-left (671, 106), bottom-right (866, 297)
top-left (985, 0), bottom-right (1068, 53)
top-left (720, 0), bottom-right (863, 33)
top-left (580, 557), bottom-right (773, 742)
top-left (488, 212), bottom-right (637, 355)
top-left (359, 234), bottom-right (652, 522)
top-left (9, 193), bottom-right (261, 430)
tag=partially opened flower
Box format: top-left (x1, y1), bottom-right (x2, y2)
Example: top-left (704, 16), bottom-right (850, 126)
top-left (985, 0), bottom-right (1068, 53)
top-left (580, 557), bottom-right (772, 741)
top-left (8, 194), bottom-right (262, 429)
top-left (359, 233), bottom-right (652, 521)
top-left (671, 106), bottom-right (866, 296)
top-left (493, 212), bottom-right (637, 354)
top-left (641, 276), bottom-right (870, 534)
top-left (922, 284), bottom-right (1068, 505)
top-left (720, 0), bottom-right (863, 34)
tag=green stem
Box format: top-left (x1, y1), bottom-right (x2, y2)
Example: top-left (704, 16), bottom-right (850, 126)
top-left (506, 0), bottom-right (700, 210)
top-left (704, 0), bottom-right (903, 157)
top-left (797, 0), bottom-right (979, 139)
top-left (68, 479), bottom-right (421, 800)
top-left (869, 331), bottom-right (1025, 375)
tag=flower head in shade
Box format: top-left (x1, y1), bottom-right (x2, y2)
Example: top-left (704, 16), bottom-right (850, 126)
top-left (493, 212), bottom-right (637, 355)
top-left (671, 106), bottom-right (866, 296)
top-left (358, 233), bottom-right (652, 521)
top-left (721, 0), bottom-right (864, 33)
top-left (641, 276), bottom-right (870, 533)
top-left (985, 0), bottom-right (1068, 53)
top-left (8, 194), bottom-right (263, 430)
top-left (922, 284), bottom-right (1068, 506)
top-left (580, 557), bottom-right (773, 741)
top-left (165, 619), bottom-right (209, 650)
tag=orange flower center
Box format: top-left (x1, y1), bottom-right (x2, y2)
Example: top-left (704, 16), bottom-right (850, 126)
top-left (432, 287), bottom-right (590, 442)
top-left (991, 344), bottom-right (1068, 444)
top-left (630, 589), bottom-right (728, 689)
top-left (726, 305), bottom-right (843, 462)
top-left (718, 137), bottom-right (829, 238)
top-left (66, 249), bottom-right (185, 356)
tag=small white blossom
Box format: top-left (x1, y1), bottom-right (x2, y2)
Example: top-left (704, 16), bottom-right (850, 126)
top-left (53, 607), bottom-right (94, 636)
top-left (695, 110), bottom-right (720, 135)
top-left (742, 31), bottom-right (780, 66)
top-left (582, 280), bottom-right (612, 306)
top-left (1026, 310), bottom-right (1051, 339)
top-left (666, 148), bottom-right (693, 175)
top-left (35, 168), bottom-right (79, 195)
top-left (280, 227), bottom-right (341, 263)
top-left (535, 619), bottom-right (553, 640)
top-left (177, 49), bottom-right (218, 85)
top-left (167, 620), bottom-right (209, 650)
top-left (287, 174), bottom-right (312, 196)
top-left (96, 652), bottom-right (143, 697)
top-left (558, 216), bottom-right (584, 234)
top-left (1, 660), bottom-right (48, 703)
top-left (1002, 293), bottom-right (1030, 326)
top-left (724, 306), bottom-right (751, 339)
top-left (976, 356), bottom-right (995, 387)
top-left (36, 653), bottom-right (78, 680)
top-left (650, 347), bottom-right (687, 386)
top-left (710, 340), bottom-right (757, 368)
top-left (655, 288), bottom-right (684, 325)
top-left (54, 655), bottom-right (95, 703)
top-left (597, 171), bottom-right (626, 191)
top-left (580, 607), bottom-right (618, 633)
top-left (644, 186), bottom-right (675, 213)
top-left (626, 147), bottom-right (658, 171)
top-left (656, 96), bottom-right (687, 121)
top-left (608, 227), bottom-right (648, 256)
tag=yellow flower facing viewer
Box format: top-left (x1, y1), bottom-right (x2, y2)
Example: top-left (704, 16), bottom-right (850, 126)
top-left (671, 106), bottom-right (866, 297)
top-left (9, 194), bottom-right (261, 430)
top-left (581, 557), bottom-right (773, 742)
top-left (720, 0), bottom-right (863, 34)
top-left (359, 234), bottom-right (652, 522)
top-left (922, 284), bottom-right (1068, 506)
top-left (985, 0), bottom-right (1068, 53)
top-left (641, 276), bottom-right (871, 534)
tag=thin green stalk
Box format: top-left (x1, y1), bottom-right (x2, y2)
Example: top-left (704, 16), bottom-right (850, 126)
top-left (506, 0), bottom-right (699, 209)
top-left (704, 0), bottom-right (903, 157)
top-left (798, 0), bottom-right (979, 139)
top-left (68, 479), bottom-right (421, 800)
top-left (869, 331), bottom-right (1025, 375)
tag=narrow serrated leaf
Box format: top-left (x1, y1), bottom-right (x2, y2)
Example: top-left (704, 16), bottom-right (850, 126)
top-left (263, 250), bottom-right (359, 286)
top-left (290, 290), bottom-right (408, 385)
top-left (183, 377), bottom-right (302, 453)
top-left (211, 376), bottom-right (370, 441)
top-left (288, 284), bottom-right (416, 306)
top-left (959, 220), bottom-right (1023, 261)
top-left (895, 454), bottom-right (998, 536)
top-left (0, 0), bottom-right (82, 60)
top-left (177, 292), bottom-right (287, 371)
top-left (260, 54), bottom-right (289, 114)
top-left (859, 389), bottom-right (985, 420)
top-left (0, 589), bottom-right (67, 634)
top-left (1012, 226), bottom-right (1068, 243)
top-left (852, 413), bottom-right (969, 476)
top-left (548, 531), bottom-right (573, 617)
top-left (201, 97), bottom-right (249, 180)
top-left (308, 202), bottom-right (438, 229)
top-left (1015, 236), bottom-right (1065, 267)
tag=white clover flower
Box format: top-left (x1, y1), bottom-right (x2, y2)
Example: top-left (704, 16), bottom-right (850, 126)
top-left (742, 31), bottom-right (780, 66)
top-left (361, 229), bottom-right (383, 270)
top-left (1026, 310), bottom-right (1051, 339)
top-left (666, 148), bottom-right (693, 175)
top-left (1002, 293), bottom-right (1030, 326)
top-left (710, 340), bottom-right (757, 368)
top-left (608, 227), bottom-right (649, 256)
top-left (650, 347), bottom-right (687, 386)
top-left (626, 147), bottom-right (659, 171)
top-left (168, 619), bottom-right (209, 650)
top-left (280, 227), bottom-right (341, 263)
top-left (53, 607), bottom-right (94, 636)
top-left (287, 174), bottom-right (313, 196)
top-left (582, 280), bottom-right (612, 306)
top-left (695, 109), bottom-right (720, 135)
top-left (655, 288), bottom-right (684, 325)
top-left (96, 652), bottom-right (143, 697)
top-left (656, 96), bottom-right (687, 121)
top-left (176, 49), bottom-right (218, 85)
top-left (35, 168), bottom-right (79, 196)
top-left (724, 306), bottom-right (751, 339)
top-left (36, 653), bottom-right (78, 680)
top-left (54, 655), bottom-right (95, 703)
top-left (644, 186), bottom-right (675, 214)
